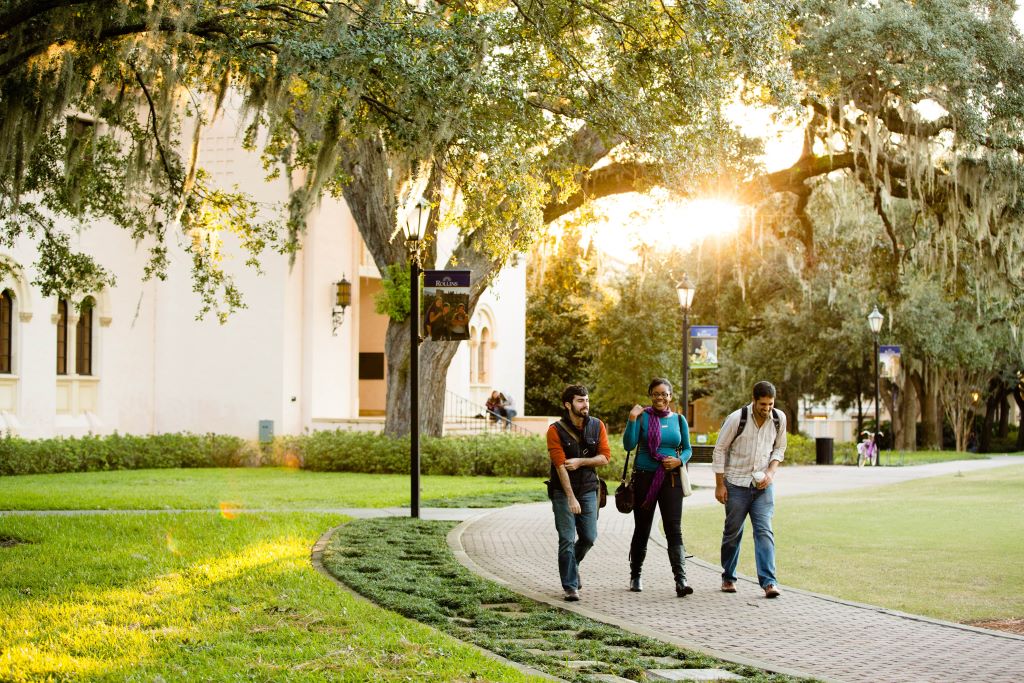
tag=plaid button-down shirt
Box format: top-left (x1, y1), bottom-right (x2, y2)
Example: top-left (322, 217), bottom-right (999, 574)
top-left (712, 404), bottom-right (787, 487)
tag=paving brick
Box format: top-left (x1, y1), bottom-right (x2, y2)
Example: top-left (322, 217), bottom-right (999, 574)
top-left (525, 649), bottom-right (576, 657)
top-left (647, 669), bottom-right (744, 681)
top-left (451, 460), bottom-right (1024, 683)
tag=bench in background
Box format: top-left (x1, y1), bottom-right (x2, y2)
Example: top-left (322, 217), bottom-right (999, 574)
top-left (690, 444), bottom-right (715, 464)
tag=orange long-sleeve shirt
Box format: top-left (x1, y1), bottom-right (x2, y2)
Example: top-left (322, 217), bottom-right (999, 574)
top-left (547, 419), bottom-right (611, 467)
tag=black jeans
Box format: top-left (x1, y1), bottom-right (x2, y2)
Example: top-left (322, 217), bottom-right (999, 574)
top-left (630, 468), bottom-right (684, 560)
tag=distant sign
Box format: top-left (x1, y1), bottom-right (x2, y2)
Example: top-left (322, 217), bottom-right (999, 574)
top-left (879, 345), bottom-right (901, 379)
top-left (689, 326), bottom-right (719, 369)
top-left (422, 270), bottom-right (471, 341)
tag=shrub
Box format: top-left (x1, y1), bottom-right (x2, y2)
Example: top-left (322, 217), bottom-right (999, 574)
top-left (0, 432), bottom-right (255, 476)
top-left (0, 428), bottom-right (554, 478)
top-left (293, 430), bottom-right (550, 477)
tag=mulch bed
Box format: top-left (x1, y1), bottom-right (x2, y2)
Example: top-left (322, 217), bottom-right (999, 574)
top-left (966, 619), bottom-right (1024, 635)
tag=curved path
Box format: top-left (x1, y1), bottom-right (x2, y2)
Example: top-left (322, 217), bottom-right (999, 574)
top-left (451, 458), bottom-right (1024, 683)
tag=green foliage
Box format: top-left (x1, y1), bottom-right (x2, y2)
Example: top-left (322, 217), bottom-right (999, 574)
top-left (0, 433), bottom-right (256, 476)
top-left (0, 429), bottom-right (553, 479)
top-left (589, 252), bottom-right (689, 430)
top-left (374, 263), bottom-right (411, 321)
top-left (2, 0), bottom-right (797, 326)
top-left (282, 430), bottom-right (550, 478)
top-left (524, 227), bottom-right (598, 415)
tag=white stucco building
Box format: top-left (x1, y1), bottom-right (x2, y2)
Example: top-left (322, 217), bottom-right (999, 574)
top-left (0, 113), bottom-right (525, 440)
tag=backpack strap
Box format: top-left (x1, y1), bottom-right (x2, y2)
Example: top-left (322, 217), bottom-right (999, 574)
top-left (726, 405), bottom-right (749, 453)
top-left (676, 413), bottom-right (685, 456)
top-left (728, 405), bottom-right (783, 453)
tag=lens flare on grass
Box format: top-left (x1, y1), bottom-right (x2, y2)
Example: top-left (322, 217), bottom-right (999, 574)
top-left (165, 532), bottom-right (179, 554)
top-left (218, 502), bottom-right (240, 520)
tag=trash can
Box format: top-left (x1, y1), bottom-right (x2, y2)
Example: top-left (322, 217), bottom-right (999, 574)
top-left (815, 437), bottom-right (834, 465)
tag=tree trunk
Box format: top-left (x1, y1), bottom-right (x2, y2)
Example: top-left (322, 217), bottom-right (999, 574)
top-left (910, 367), bottom-right (925, 450)
top-left (382, 319), bottom-right (461, 437)
top-left (339, 128), bottom-right (616, 437)
top-left (919, 361), bottom-right (943, 449)
top-left (897, 378), bottom-right (917, 450)
top-left (980, 388), bottom-right (997, 453)
top-left (939, 367), bottom-right (985, 452)
top-left (998, 391), bottom-right (1010, 438)
top-left (1014, 383), bottom-right (1024, 451)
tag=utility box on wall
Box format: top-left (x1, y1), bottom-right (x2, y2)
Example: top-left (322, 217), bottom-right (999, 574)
top-left (258, 420), bottom-right (274, 444)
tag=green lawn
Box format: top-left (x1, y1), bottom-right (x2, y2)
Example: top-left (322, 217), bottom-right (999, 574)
top-left (0, 467), bottom-right (544, 510)
top-left (683, 463), bottom-right (1024, 624)
top-left (823, 446), bottom-right (994, 466)
top-left (0, 512), bottom-right (546, 682)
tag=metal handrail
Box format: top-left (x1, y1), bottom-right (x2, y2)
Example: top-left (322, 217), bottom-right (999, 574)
top-left (444, 390), bottom-right (533, 436)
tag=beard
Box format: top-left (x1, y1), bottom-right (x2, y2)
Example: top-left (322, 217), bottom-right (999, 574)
top-left (570, 405), bottom-right (589, 419)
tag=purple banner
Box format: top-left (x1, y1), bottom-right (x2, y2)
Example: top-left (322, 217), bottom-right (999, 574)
top-left (422, 270), bottom-right (471, 341)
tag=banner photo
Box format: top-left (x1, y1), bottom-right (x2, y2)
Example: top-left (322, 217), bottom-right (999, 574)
top-left (689, 326), bottom-right (719, 369)
top-left (879, 345), bottom-right (901, 379)
top-left (422, 270), bottom-right (471, 341)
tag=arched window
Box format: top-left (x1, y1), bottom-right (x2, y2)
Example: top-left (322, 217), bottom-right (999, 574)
top-left (76, 297), bottom-right (94, 375)
top-left (56, 298), bottom-right (68, 375)
top-left (477, 327), bottom-right (490, 384)
top-left (0, 290), bottom-right (12, 374)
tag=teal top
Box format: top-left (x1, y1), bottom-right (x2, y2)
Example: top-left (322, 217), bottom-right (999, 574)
top-left (622, 411), bottom-right (693, 472)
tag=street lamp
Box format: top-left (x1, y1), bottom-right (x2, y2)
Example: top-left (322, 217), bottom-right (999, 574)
top-left (676, 274), bottom-right (696, 424)
top-left (867, 305), bottom-right (884, 466)
top-left (401, 196), bottom-right (430, 518)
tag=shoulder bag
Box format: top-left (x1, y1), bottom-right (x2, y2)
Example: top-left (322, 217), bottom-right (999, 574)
top-left (614, 447), bottom-right (635, 513)
top-left (677, 413), bottom-right (693, 497)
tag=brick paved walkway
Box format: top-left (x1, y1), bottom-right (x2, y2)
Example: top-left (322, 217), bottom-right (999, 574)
top-left (451, 459), bottom-right (1024, 683)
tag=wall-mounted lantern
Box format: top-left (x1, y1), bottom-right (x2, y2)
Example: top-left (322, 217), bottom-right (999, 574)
top-left (332, 276), bottom-right (352, 335)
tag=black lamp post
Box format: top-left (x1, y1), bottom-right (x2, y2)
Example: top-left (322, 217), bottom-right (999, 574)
top-left (676, 275), bottom-right (696, 424)
top-left (402, 197), bottom-right (429, 517)
top-left (868, 305), bottom-right (884, 466)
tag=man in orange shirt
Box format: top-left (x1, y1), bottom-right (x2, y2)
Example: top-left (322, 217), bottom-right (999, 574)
top-left (546, 384), bottom-right (611, 601)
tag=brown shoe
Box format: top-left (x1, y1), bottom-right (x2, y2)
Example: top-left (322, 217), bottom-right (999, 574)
top-left (721, 581), bottom-right (737, 593)
top-left (764, 585), bottom-right (781, 598)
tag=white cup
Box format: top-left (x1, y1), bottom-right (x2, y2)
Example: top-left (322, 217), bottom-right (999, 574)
top-left (752, 471), bottom-right (766, 483)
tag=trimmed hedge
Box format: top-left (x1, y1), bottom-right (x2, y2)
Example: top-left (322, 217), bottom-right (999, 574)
top-left (0, 430), bottom-right (552, 478)
top-left (0, 432), bottom-right (259, 476)
top-left (700, 429), bottom-right (818, 465)
top-left (277, 430), bottom-right (551, 478)
top-left (0, 426), bottom-right (828, 479)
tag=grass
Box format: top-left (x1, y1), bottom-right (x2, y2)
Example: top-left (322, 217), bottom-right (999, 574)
top-left (0, 512), bottom-right (547, 682)
top-left (322, 517), bottom-right (813, 683)
top-left (683, 463), bottom-right (1024, 623)
top-left (0, 467), bottom-right (546, 510)
top-left (826, 448), bottom-right (994, 467)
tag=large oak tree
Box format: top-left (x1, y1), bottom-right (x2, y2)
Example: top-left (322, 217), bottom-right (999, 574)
top-left (1, 0), bottom-right (795, 435)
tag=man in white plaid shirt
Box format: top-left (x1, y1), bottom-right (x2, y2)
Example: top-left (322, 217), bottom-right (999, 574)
top-left (712, 381), bottom-right (787, 598)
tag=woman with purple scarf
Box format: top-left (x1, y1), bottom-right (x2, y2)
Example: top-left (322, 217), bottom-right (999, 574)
top-left (622, 377), bottom-right (693, 596)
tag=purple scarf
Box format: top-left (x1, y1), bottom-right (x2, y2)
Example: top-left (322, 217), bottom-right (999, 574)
top-left (641, 406), bottom-right (672, 509)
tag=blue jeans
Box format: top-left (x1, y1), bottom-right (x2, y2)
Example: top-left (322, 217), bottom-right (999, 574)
top-left (721, 481), bottom-right (777, 588)
top-left (551, 488), bottom-right (599, 590)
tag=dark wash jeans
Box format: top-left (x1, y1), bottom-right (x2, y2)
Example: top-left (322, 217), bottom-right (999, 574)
top-left (630, 468), bottom-right (684, 562)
